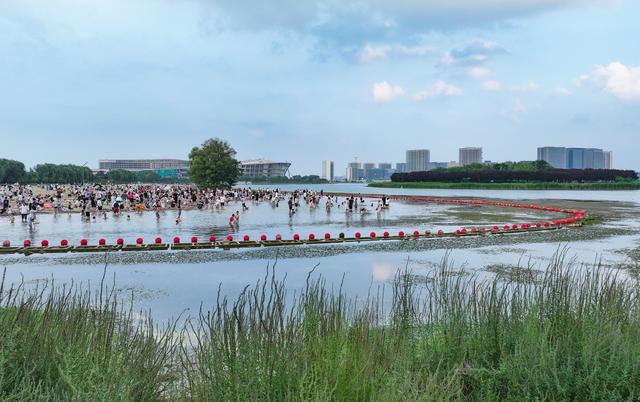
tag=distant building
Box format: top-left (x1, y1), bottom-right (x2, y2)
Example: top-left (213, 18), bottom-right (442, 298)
top-left (538, 147), bottom-right (607, 169)
top-left (395, 163), bottom-right (407, 173)
top-left (363, 163), bottom-right (376, 171)
top-left (322, 160), bottom-right (334, 181)
top-left (98, 159), bottom-right (190, 178)
top-left (604, 151), bottom-right (613, 169)
top-left (447, 161), bottom-right (460, 168)
top-left (537, 147), bottom-right (567, 169)
top-left (241, 159), bottom-right (291, 177)
top-left (406, 149), bottom-right (430, 172)
top-left (378, 163), bottom-right (392, 170)
top-left (459, 147), bottom-right (483, 166)
top-left (346, 162), bottom-right (363, 181)
top-left (428, 162), bottom-right (449, 170)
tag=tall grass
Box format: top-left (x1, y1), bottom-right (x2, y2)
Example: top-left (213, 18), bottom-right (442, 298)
top-left (3, 252), bottom-right (640, 400)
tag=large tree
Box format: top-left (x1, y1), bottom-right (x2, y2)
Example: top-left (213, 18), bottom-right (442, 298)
top-left (0, 159), bottom-right (26, 183)
top-left (188, 138), bottom-right (240, 188)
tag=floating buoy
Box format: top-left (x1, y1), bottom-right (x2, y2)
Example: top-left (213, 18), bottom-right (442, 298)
top-left (456, 230), bottom-right (461, 235)
top-left (261, 234), bottom-right (267, 241)
top-left (324, 233), bottom-right (331, 239)
top-left (117, 238), bottom-right (124, 245)
top-left (23, 239), bottom-right (31, 247)
top-left (536, 222), bottom-right (542, 227)
top-left (98, 238), bottom-right (106, 246)
top-left (210, 236), bottom-right (216, 242)
top-left (413, 230), bottom-right (420, 237)
top-left (276, 234), bottom-right (282, 240)
top-left (492, 226), bottom-right (499, 231)
top-left (191, 236), bottom-right (198, 243)
top-left (383, 231), bottom-right (390, 237)
top-left (293, 234), bottom-right (300, 241)
top-left (41, 240), bottom-right (49, 247)
top-left (80, 239), bottom-right (88, 246)
top-left (370, 231), bottom-right (376, 238)
top-left (355, 232), bottom-right (361, 238)
top-left (226, 235), bottom-right (233, 241)
top-left (155, 237), bottom-right (162, 244)
top-left (243, 235), bottom-right (250, 241)
top-left (309, 233), bottom-right (315, 240)
top-left (136, 238), bottom-right (144, 245)
top-left (2, 240), bottom-right (10, 247)
top-left (398, 231), bottom-right (405, 237)
top-left (173, 237), bottom-right (180, 244)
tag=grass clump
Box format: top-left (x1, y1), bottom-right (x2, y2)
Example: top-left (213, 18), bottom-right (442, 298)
top-left (0, 271), bottom-right (178, 401)
top-left (3, 251), bottom-right (640, 400)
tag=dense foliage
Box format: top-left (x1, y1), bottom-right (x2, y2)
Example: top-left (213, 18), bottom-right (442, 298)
top-left (0, 159), bottom-right (26, 183)
top-left (393, 166), bottom-right (638, 183)
top-left (188, 138), bottom-right (241, 188)
top-left (4, 255), bottom-right (640, 400)
top-left (238, 174), bottom-right (328, 184)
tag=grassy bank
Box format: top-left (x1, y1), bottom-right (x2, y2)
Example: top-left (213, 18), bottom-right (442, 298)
top-left (3, 255), bottom-right (640, 399)
top-left (369, 180), bottom-right (640, 190)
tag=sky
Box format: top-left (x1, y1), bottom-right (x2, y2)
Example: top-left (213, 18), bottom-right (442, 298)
top-left (1, 0), bottom-right (639, 175)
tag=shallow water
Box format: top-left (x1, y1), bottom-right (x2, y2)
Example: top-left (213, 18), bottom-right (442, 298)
top-left (1, 185), bottom-right (639, 322)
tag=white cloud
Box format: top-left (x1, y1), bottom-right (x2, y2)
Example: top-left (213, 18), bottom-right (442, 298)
top-left (482, 80), bottom-right (502, 91)
top-left (359, 43), bottom-right (435, 63)
top-left (555, 87), bottom-right (572, 96)
top-left (510, 80), bottom-right (539, 92)
top-left (413, 80), bottom-right (462, 101)
top-left (577, 62), bottom-right (640, 102)
top-left (469, 67), bottom-right (490, 79)
top-left (372, 81), bottom-right (405, 102)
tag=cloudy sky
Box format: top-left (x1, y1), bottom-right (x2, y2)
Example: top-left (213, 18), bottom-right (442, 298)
top-left (1, 0), bottom-right (639, 174)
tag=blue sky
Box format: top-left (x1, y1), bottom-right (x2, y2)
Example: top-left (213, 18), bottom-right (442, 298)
top-left (1, 0), bottom-right (639, 174)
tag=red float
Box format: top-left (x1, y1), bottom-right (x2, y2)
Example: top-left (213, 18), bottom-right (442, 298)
top-left (383, 231), bottom-right (390, 237)
top-left (60, 239), bottom-right (68, 246)
top-left (261, 234), bottom-right (267, 241)
top-left (41, 240), bottom-right (49, 247)
top-left (413, 230), bottom-right (420, 237)
top-left (117, 238), bottom-right (124, 245)
top-left (325, 233), bottom-right (331, 239)
top-left (309, 233), bottom-right (316, 240)
top-left (355, 232), bottom-right (362, 238)
top-left (155, 237), bottom-right (162, 244)
top-left (173, 237), bottom-right (180, 244)
top-left (276, 234), bottom-right (282, 240)
top-left (191, 236), bottom-right (198, 243)
top-left (243, 235), bottom-right (250, 241)
top-left (293, 234), bottom-right (300, 240)
top-left (98, 238), bottom-right (106, 245)
top-left (80, 239), bottom-right (88, 246)
top-left (2, 240), bottom-right (9, 247)
top-left (136, 238), bottom-right (144, 245)
top-left (210, 236), bottom-right (216, 242)
top-left (438, 230), bottom-right (444, 235)
top-left (23, 239), bottom-right (31, 247)
top-left (370, 232), bottom-right (376, 238)
top-left (398, 231), bottom-right (405, 237)
top-left (226, 235), bottom-right (233, 241)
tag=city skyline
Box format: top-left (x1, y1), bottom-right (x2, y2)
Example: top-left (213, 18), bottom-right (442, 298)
top-left (2, 1), bottom-right (639, 174)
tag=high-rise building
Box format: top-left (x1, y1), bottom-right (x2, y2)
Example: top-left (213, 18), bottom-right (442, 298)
top-left (537, 147), bottom-right (568, 169)
top-left (322, 160), bottom-right (334, 181)
top-left (604, 151), bottom-right (613, 169)
top-left (406, 149), bottom-right (430, 172)
top-left (346, 162), bottom-right (363, 181)
top-left (395, 163), bottom-right (407, 173)
top-left (459, 147), bottom-right (483, 166)
top-left (378, 163), bottom-right (392, 170)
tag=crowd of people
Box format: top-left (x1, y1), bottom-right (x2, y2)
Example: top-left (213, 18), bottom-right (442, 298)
top-left (0, 184), bottom-right (391, 231)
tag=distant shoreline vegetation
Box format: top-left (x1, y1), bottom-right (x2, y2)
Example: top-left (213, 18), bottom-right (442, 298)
top-left (370, 181), bottom-right (640, 190)
top-left (373, 160), bottom-right (640, 190)
top-left (238, 175), bottom-right (328, 184)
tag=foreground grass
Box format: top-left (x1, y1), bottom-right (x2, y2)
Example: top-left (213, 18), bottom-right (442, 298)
top-left (369, 180), bottom-right (640, 190)
top-left (3, 253), bottom-right (640, 400)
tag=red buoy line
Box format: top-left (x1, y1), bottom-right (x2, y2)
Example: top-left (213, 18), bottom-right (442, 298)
top-left (0, 195), bottom-right (586, 255)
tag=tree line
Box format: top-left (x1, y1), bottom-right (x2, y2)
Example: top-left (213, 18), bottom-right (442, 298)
top-left (0, 158), bottom-right (187, 184)
top-left (392, 166), bottom-right (638, 183)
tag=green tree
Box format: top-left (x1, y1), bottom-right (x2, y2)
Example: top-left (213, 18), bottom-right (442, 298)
top-left (0, 159), bottom-right (26, 183)
top-left (188, 138), bottom-right (240, 188)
